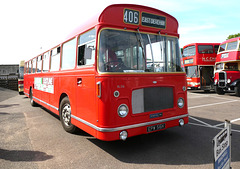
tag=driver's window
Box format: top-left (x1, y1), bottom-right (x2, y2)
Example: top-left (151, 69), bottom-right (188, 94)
top-left (78, 29), bottom-right (96, 66)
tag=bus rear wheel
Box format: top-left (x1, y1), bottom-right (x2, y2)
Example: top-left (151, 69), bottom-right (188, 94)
top-left (234, 83), bottom-right (240, 97)
top-left (60, 97), bottom-right (77, 133)
top-left (30, 88), bottom-right (37, 107)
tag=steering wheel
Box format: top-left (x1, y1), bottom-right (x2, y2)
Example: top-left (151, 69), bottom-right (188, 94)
top-left (105, 61), bottom-right (123, 72)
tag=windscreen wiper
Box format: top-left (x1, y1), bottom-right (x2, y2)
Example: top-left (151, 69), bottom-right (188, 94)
top-left (146, 34), bottom-right (156, 72)
top-left (136, 28), bottom-right (146, 61)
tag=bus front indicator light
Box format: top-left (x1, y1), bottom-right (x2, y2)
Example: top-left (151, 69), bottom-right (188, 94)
top-left (179, 119), bottom-right (184, 127)
top-left (177, 98), bottom-right (184, 108)
top-left (120, 131), bottom-right (128, 141)
top-left (118, 104), bottom-right (129, 118)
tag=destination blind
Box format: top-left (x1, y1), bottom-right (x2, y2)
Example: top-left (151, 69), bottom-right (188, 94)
top-left (123, 9), bottom-right (166, 29)
top-left (141, 12), bottom-right (166, 29)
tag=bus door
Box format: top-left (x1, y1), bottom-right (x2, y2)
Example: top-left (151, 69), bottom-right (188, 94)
top-left (76, 74), bottom-right (96, 124)
top-left (200, 66), bottom-right (214, 91)
top-left (76, 40), bottom-right (97, 129)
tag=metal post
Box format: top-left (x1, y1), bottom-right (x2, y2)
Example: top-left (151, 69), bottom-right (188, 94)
top-left (225, 120), bottom-right (232, 169)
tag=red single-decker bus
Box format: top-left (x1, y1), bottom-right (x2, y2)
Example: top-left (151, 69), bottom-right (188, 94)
top-left (24, 4), bottom-right (188, 141)
top-left (214, 37), bottom-right (240, 96)
top-left (182, 43), bottom-right (219, 91)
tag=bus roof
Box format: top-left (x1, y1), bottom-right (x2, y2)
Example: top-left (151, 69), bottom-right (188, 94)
top-left (66, 4), bottom-right (179, 39)
top-left (183, 43), bottom-right (220, 49)
top-left (220, 37), bottom-right (240, 45)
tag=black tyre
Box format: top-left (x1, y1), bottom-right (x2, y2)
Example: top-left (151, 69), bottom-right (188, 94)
top-left (234, 83), bottom-right (240, 97)
top-left (204, 90), bottom-right (210, 93)
top-left (216, 87), bottom-right (225, 95)
top-left (19, 91), bottom-right (24, 95)
top-left (29, 88), bottom-right (37, 107)
top-left (59, 97), bottom-right (77, 133)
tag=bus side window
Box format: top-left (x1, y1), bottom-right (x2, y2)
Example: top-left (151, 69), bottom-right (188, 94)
top-left (62, 38), bottom-right (76, 70)
top-left (50, 46), bottom-right (60, 71)
top-left (28, 61), bottom-right (32, 73)
top-left (32, 58), bottom-right (36, 73)
top-left (37, 55), bottom-right (42, 73)
top-left (78, 29), bottom-right (96, 66)
top-left (78, 44), bottom-right (94, 66)
top-left (43, 52), bottom-right (50, 72)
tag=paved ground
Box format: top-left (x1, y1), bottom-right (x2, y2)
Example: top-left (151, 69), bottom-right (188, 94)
top-left (0, 87), bottom-right (239, 169)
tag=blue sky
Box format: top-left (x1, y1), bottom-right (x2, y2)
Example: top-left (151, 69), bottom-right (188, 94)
top-left (0, 0), bottom-right (239, 64)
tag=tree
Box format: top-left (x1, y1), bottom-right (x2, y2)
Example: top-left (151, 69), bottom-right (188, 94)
top-left (227, 33), bottom-right (240, 40)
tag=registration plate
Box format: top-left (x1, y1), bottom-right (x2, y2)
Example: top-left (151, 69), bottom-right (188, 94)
top-left (147, 123), bottom-right (165, 132)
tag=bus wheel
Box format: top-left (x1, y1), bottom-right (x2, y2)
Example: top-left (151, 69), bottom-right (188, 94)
top-left (60, 97), bottom-right (77, 133)
top-left (19, 91), bottom-right (24, 95)
top-left (234, 83), bottom-right (240, 97)
top-left (216, 87), bottom-right (225, 95)
top-left (204, 90), bottom-right (210, 93)
top-left (30, 88), bottom-right (37, 107)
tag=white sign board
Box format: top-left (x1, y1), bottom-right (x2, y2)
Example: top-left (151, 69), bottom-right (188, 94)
top-left (34, 77), bottom-right (54, 94)
top-left (213, 122), bottom-right (231, 169)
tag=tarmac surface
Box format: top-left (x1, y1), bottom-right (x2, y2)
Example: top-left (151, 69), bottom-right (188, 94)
top-left (0, 87), bottom-right (240, 169)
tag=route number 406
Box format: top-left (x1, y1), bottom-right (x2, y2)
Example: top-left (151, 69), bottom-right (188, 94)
top-left (124, 9), bottom-right (139, 25)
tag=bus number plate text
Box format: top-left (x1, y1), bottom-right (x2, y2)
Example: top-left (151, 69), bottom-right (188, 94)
top-left (147, 123), bottom-right (165, 132)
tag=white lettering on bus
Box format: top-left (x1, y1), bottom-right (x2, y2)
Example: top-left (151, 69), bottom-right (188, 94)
top-left (202, 57), bottom-right (216, 62)
top-left (142, 16), bottom-right (165, 26)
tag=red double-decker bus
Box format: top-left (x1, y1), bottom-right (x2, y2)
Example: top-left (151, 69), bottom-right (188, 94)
top-left (182, 43), bottom-right (219, 91)
top-left (214, 37), bottom-right (240, 96)
top-left (24, 4), bottom-right (188, 141)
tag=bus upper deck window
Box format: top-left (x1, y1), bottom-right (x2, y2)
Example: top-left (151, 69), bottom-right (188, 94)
top-left (219, 44), bottom-right (226, 52)
top-left (198, 45), bottom-right (213, 54)
top-left (227, 41), bottom-right (238, 51)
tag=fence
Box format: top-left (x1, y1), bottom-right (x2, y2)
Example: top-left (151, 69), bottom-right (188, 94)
top-left (0, 75), bottom-right (18, 91)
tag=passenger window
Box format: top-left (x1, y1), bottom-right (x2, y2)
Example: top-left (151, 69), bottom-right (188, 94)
top-left (183, 45), bottom-right (196, 57)
top-left (198, 45), bottom-right (213, 54)
top-left (50, 46), bottom-right (60, 71)
top-left (62, 38), bottom-right (76, 70)
top-left (78, 29), bottom-right (96, 66)
top-left (219, 44), bottom-right (226, 52)
top-left (32, 58), bottom-right (36, 73)
top-left (43, 52), bottom-right (50, 72)
top-left (28, 61), bottom-right (32, 73)
top-left (227, 41), bottom-right (238, 51)
top-left (37, 55), bottom-right (42, 73)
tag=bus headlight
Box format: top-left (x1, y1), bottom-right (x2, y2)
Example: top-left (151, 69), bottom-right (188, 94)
top-left (227, 79), bottom-right (231, 83)
top-left (118, 104), bottom-right (129, 118)
top-left (177, 98), bottom-right (184, 108)
top-left (214, 79), bottom-right (218, 84)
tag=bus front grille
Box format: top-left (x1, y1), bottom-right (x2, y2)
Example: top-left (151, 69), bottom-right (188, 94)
top-left (218, 72), bottom-right (226, 87)
top-left (219, 72), bottom-right (225, 80)
top-left (132, 87), bottom-right (173, 114)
